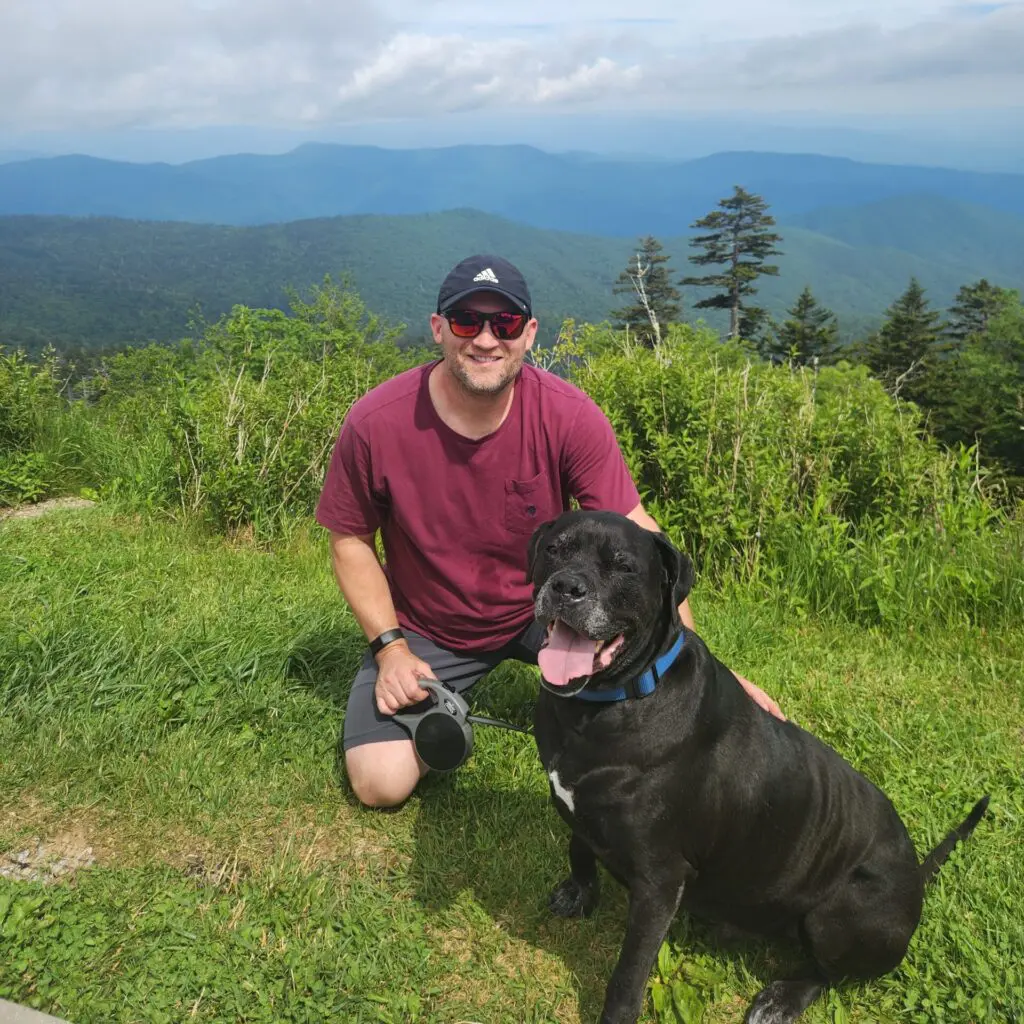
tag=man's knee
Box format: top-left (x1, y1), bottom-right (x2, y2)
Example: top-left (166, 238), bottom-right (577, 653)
top-left (345, 739), bottom-right (425, 809)
top-left (349, 773), bottom-right (416, 809)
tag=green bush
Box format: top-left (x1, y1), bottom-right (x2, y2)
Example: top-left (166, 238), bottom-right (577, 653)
top-left (567, 324), bottom-right (1023, 627)
top-left (0, 347), bottom-right (65, 505)
top-left (81, 284), bottom-right (427, 534)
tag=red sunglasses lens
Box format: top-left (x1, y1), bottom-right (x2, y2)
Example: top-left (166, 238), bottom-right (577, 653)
top-left (447, 311), bottom-right (484, 337)
top-left (490, 313), bottom-right (526, 339)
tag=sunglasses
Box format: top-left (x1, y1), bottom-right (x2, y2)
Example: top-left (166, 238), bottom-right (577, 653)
top-left (443, 309), bottom-right (528, 340)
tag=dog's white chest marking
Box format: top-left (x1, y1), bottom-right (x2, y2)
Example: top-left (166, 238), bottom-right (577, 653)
top-left (548, 770), bottom-right (576, 814)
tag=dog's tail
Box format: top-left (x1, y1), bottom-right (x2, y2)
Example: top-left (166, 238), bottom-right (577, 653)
top-left (919, 795), bottom-right (990, 886)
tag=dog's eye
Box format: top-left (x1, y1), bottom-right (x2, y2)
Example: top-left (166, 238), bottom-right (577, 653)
top-left (612, 553), bottom-right (638, 573)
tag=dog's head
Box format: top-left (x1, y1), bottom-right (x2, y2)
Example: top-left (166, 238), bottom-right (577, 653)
top-left (528, 510), bottom-right (694, 698)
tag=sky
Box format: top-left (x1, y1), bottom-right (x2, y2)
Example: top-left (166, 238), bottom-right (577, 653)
top-left (2, 1), bottom-right (1023, 162)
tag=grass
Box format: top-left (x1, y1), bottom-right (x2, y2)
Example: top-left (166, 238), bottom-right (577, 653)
top-left (1, 505), bottom-right (1022, 1023)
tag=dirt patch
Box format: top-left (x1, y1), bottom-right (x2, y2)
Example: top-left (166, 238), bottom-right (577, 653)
top-left (0, 832), bottom-right (96, 884)
top-left (2, 793), bottom-right (118, 868)
top-left (183, 852), bottom-right (252, 892)
top-left (0, 497), bottom-right (96, 521)
top-left (0, 792), bottom-right (406, 891)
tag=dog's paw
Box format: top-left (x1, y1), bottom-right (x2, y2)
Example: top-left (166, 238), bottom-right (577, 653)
top-left (548, 876), bottom-right (599, 918)
top-left (744, 979), bottom-right (824, 1024)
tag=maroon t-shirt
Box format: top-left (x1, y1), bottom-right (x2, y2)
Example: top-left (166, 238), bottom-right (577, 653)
top-left (315, 360), bottom-right (641, 651)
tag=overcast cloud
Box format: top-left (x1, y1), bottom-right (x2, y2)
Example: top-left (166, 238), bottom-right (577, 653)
top-left (2, 0), bottom-right (1022, 131)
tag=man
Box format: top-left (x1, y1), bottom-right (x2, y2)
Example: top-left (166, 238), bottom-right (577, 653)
top-left (316, 254), bottom-right (783, 808)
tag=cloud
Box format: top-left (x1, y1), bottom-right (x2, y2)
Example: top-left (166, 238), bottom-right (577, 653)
top-left (0, 0), bottom-right (392, 129)
top-left (331, 2), bottom-right (1024, 118)
top-left (737, 3), bottom-right (1024, 86)
top-left (333, 32), bottom-right (643, 117)
top-left (1, 0), bottom-right (1021, 131)
top-left (664, 2), bottom-right (1024, 111)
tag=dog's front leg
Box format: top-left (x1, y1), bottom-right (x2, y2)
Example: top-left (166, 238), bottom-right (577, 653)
top-left (599, 874), bottom-right (689, 1024)
top-left (549, 832), bottom-right (600, 917)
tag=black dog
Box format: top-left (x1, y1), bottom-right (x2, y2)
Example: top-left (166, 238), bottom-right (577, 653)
top-left (528, 510), bottom-right (988, 1024)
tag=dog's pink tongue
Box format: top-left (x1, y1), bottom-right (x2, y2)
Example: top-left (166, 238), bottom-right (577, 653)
top-left (538, 621), bottom-right (595, 686)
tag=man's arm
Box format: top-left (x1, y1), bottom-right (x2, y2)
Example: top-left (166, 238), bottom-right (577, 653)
top-left (327, 531), bottom-right (432, 714)
top-left (623, 503), bottom-right (785, 721)
top-left (328, 532), bottom-right (402, 641)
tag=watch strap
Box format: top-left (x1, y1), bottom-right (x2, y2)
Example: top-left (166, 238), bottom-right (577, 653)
top-left (369, 628), bottom-right (406, 656)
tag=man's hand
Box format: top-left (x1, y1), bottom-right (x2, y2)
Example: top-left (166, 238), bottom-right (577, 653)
top-left (374, 643), bottom-right (434, 715)
top-left (734, 672), bottom-right (786, 721)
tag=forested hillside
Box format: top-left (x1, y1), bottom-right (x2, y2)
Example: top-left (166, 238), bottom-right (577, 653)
top-left (3, 202), bottom-right (1022, 352)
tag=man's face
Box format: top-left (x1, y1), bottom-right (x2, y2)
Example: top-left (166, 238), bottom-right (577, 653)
top-left (430, 290), bottom-right (537, 397)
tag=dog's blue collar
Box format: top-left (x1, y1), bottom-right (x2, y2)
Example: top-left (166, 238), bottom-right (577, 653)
top-left (573, 630), bottom-right (686, 703)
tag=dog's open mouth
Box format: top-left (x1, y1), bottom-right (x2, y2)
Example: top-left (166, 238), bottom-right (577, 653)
top-left (538, 619), bottom-right (626, 688)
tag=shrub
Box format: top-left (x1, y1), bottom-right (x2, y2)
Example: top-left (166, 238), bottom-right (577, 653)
top-left (0, 347), bottom-right (65, 505)
top-left (569, 324), bottom-right (1023, 627)
top-left (80, 284), bottom-right (426, 535)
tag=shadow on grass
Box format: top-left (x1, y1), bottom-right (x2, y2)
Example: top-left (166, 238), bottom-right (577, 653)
top-left (406, 772), bottom-right (797, 1022)
top-left (282, 626), bottom-right (365, 706)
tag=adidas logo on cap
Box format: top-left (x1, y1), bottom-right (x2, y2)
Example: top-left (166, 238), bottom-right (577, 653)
top-left (473, 267), bottom-right (499, 284)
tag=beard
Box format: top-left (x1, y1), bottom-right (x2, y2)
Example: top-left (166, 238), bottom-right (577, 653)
top-left (444, 347), bottom-right (524, 396)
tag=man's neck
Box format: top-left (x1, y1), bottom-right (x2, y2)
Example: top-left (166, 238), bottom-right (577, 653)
top-left (428, 361), bottom-right (517, 440)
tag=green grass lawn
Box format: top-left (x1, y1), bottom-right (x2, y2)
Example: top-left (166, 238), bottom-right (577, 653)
top-left (1, 506), bottom-right (1021, 1023)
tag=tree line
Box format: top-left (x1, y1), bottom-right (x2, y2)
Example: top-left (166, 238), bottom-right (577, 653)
top-left (610, 187), bottom-right (1024, 490)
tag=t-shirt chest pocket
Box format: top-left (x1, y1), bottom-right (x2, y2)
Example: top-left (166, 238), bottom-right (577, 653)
top-left (504, 472), bottom-right (560, 535)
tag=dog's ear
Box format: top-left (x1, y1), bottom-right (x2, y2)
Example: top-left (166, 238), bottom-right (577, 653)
top-left (526, 519), bottom-right (558, 584)
top-left (652, 531), bottom-right (695, 612)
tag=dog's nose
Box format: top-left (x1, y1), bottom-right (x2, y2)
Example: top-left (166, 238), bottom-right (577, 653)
top-left (551, 573), bottom-right (588, 603)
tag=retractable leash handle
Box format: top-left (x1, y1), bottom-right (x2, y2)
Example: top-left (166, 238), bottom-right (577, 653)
top-left (394, 678), bottom-right (530, 773)
top-left (394, 678), bottom-right (475, 773)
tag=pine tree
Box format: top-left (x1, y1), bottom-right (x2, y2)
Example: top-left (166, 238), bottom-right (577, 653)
top-left (738, 306), bottom-right (776, 354)
top-left (864, 277), bottom-right (945, 402)
top-left (931, 298), bottom-right (1024, 484)
top-left (946, 279), bottom-right (1016, 343)
top-left (764, 286), bottom-right (841, 366)
top-left (681, 187), bottom-right (783, 339)
top-left (611, 236), bottom-right (681, 347)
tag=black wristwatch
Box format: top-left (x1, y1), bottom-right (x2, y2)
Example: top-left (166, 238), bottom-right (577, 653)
top-left (369, 628), bottom-right (406, 656)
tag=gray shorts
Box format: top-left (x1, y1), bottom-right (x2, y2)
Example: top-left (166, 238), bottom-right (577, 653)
top-left (342, 620), bottom-right (547, 752)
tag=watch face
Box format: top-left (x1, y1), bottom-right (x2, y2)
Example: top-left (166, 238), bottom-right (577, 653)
top-left (372, 629), bottom-right (403, 652)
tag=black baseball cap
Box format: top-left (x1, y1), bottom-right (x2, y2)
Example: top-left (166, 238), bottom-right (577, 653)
top-left (436, 254), bottom-right (532, 317)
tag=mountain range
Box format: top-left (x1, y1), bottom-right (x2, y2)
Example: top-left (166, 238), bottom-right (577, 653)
top-left (2, 145), bottom-right (1024, 238)
top-left (6, 112), bottom-right (1024, 170)
top-left (2, 195), bottom-right (1022, 353)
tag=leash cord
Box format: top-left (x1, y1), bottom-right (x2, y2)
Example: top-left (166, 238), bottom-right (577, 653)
top-left (466, 714), bottom-right (532, 735)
